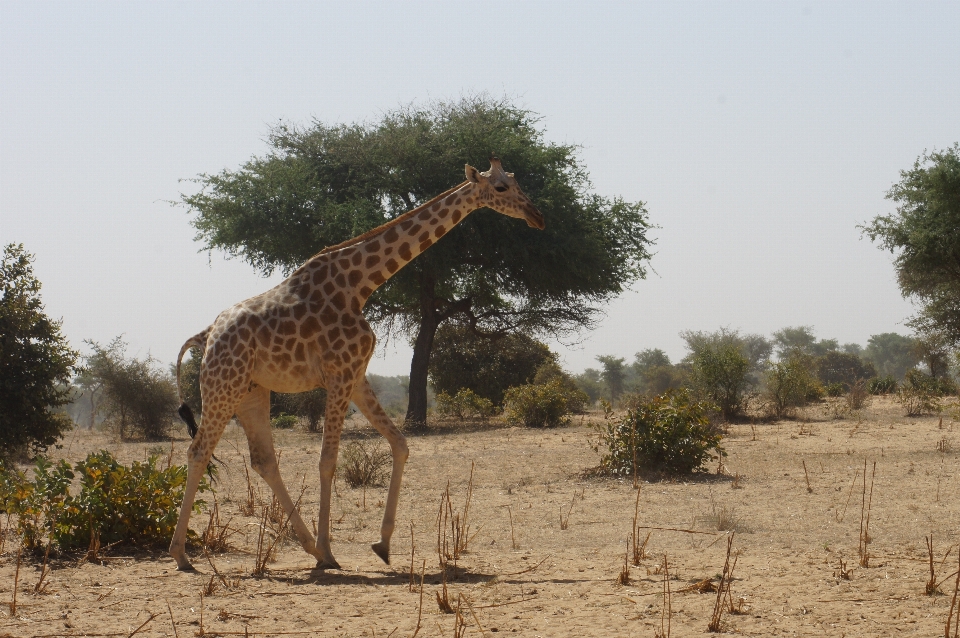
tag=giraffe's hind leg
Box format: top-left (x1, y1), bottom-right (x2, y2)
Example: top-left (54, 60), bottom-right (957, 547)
top-left (169, 405), bottom-right (234, 571)
top-left (352, 376), bottom-right (409, 565)
top-left (235, 385), bottom-right (321, 563)
top-left (314, 375), bottom-right (353, 570)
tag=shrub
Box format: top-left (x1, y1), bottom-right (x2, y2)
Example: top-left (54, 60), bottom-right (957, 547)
top-left (845, 378), bottom-right (872, 411)
top-left (533, 361), bottom-right (590, 413)
top-left (689, 342), bottom-right (750, 421)
top-left (435, 388), bottom-right (497, 420)
top-left (598, 389), bottom-right (723, 476)
top-left (903, 368), bottom-right (956, 395)
top-left (271, 388), bottom-right (327, 432)
top-left (897, 369), bottom-right (951, 416)
top-left (0, 451), bottom-right (209, 552)
top-left (503, 380), bottom-right (574, 428)
top-left (338, 440), bottom-right (391, 488)
top-left (270, 413), bottom-right (298, 429)
top-left (428, 325), bottom-right (554, 406)
top-left (763, 350), bottom-right (822, 419)
top-left (868, 375), bottom-right (898, 394)
top-left (825, 382), bottom-right (846, 398)
top-left (84, 338), bottom-right (179, 440)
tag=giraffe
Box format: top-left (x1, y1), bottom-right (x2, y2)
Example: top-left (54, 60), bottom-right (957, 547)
top-left (169, 158), bottom-right (544, 571)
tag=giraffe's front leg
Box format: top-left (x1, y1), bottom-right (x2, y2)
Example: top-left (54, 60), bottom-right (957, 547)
top-left (235, 386), bottom-right (321, 562)
top-left (352, 376), bottom-right (408, 565)
top-left (315, 378), bottom-right (352, 570)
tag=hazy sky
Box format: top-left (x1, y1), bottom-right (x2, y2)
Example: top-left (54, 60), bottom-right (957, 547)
top-left (2, 1), bottom-right (959, 377)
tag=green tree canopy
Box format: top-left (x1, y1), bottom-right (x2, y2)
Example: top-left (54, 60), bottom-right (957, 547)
top-left (596, 355), bottom-right (626, 402)
top-left (814, 351), bottom-right (877, 388)
top-left (863, 332), bottom-right (918, 380)
top-left (772, 326), bottom-right (838, 359)
top-left (181, 97), bottom-right (654, 428)
top-left (0, 244), bottom-right (78, 459)
top-left (864, 143), bottom-right (960, 343)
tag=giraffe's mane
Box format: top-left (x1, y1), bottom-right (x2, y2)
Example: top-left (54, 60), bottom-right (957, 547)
top-left (317, 181), bottom-right (470, 256)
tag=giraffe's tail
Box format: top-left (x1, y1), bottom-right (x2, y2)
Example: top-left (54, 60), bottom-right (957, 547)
top-left (176, 329), bottom-right (209, 439)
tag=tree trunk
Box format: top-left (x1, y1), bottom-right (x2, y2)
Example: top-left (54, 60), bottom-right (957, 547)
top-left (405, 277), bottom-right (440, 432)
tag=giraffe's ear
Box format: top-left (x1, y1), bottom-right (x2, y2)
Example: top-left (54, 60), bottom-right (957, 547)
top-left (465, 164), bottom-right (482, 183)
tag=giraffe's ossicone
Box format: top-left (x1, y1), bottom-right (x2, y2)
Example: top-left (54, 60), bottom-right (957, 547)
top-left (169, 159), bottom-right (544, 571)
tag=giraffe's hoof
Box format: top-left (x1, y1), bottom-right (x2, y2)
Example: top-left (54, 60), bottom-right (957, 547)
top-left (371, 542), bottom-right (390, 565)
top-left (315, 558), bottom-right (342, 571)
top-left (176, 562), bottom-right (196, 572)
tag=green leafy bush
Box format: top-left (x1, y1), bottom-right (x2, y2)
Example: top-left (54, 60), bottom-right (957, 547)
top-left (270, 388), bottom-right (327, 432)
top-left (763, 350), bottom-right (822, 419)
top-left (503, 380), bottom-right (575, 428)
top-left (598, 389), bottom-right (724, 476)
top-left (532, 361), bottom-right (590, 413)
top-left (270, 413), bottom-right (298, 429)
top-left (689, 343), bottom-right (750, 421)
top-left (868, 375), bottom-right (898, 394)
top-left (0, 451), bottom-right (209, 552)
top-left (825, 382), bottom-right (846, 398)
top-left (896, 369), bottom-right (953, 416)
top-left (435, 388), bottom-right (497, 420)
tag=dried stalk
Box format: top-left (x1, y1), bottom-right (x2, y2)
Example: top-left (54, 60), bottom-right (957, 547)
top-left (858, 460), bottom-right (876, 568)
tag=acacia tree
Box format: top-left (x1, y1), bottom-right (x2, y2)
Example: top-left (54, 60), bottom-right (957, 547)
top-left (182, 97), bottom-right (654, 429)
top-left (84, 338), bottom-right (178, 440)
top-left (596, 355), bottom-right (626, 402)
top-left (0, 244), bottom-right (78, 459)
top-left (864, 144), bottom-right (960, 344)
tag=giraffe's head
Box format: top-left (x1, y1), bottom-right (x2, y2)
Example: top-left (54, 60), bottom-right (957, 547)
top-left (465, 158), bottom-right (545, 230)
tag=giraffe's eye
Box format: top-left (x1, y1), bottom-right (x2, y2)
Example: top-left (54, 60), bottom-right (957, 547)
top-left (494, 184), bottom-right (509, 192)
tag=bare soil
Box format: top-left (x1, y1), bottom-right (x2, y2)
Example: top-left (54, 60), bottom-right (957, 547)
top-left (2, 395), bottom-right (960, 637)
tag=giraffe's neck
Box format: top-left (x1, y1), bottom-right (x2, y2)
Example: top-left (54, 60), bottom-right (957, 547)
top-left (329, 182), bottom-right (479, 302)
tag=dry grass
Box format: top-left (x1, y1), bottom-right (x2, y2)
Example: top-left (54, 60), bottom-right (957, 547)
top-left (339, 439), bottom-right (391, 488)
top-left (239, 456), bottom-right (259, 517)
top-left (697, 501), bottom-right (745, 533)
top-left (927, 534), bottom-right (940, 596)
top-left (559, 493), bottom-right (575, 530)
top-left (616, 545), bottom-right (630, 585)
top-left (846, 378), bottom-right (872, 411)
top-left (858, 460), bottom-right (876, 568)
top-left (9, 545), bottom-right (20, 617)
top-left (200, 496), bottom-right (239, 553)
top-left (505, 505), bottom-right (519, 550)
top-left (437, 462), bottom-right (478, 570)
top-left (835, 557), bottom-right (851, 581)
top-left (655, 554), bottom-right (672, 638)
top-left (802, 460), bottom-right (813, 493)
top-left (630, 488), bottom-right (650, 565)
top-left (946, 546), bottom-right (960, 638)
top-left (707, 533), bottom-right (740, 632)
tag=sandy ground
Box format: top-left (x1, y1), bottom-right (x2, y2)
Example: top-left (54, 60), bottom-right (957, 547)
top-left (1, 395), bottom-right (960, 637)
